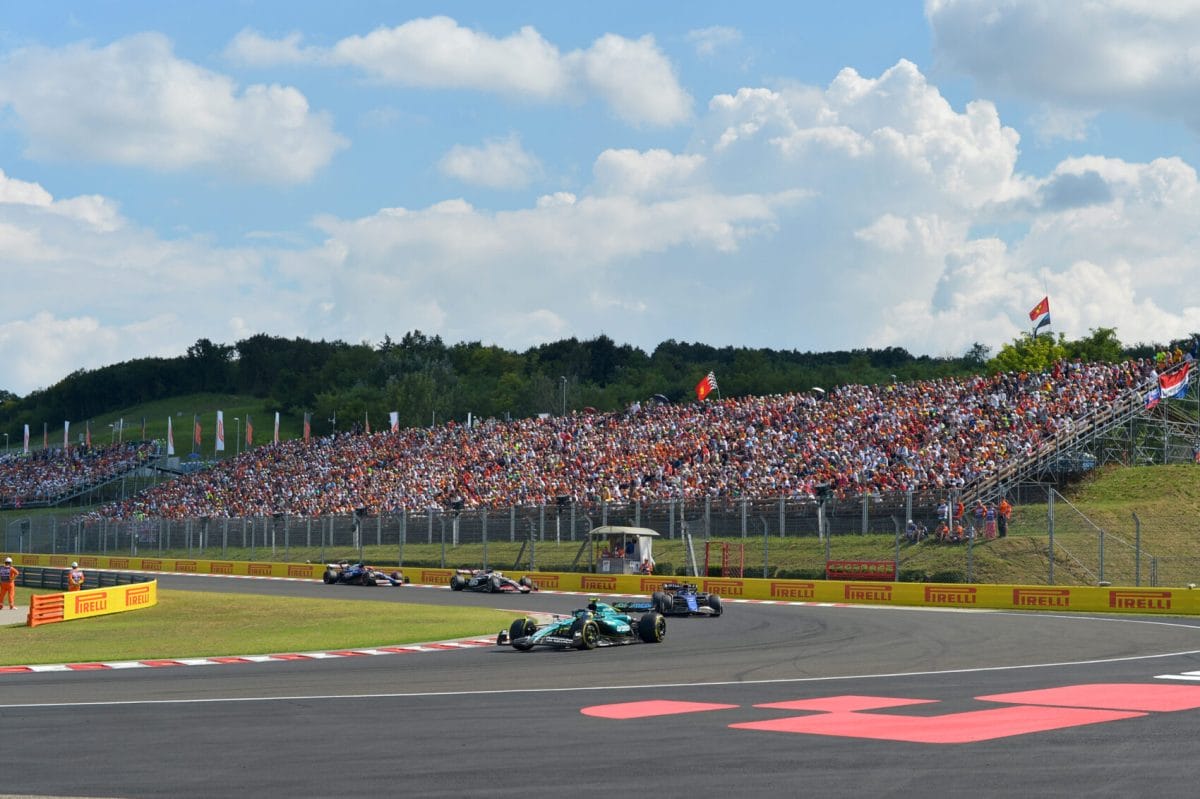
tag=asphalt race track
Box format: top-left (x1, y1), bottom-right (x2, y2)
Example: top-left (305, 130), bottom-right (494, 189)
top-left (3, 575), bottom-right (1200, 798)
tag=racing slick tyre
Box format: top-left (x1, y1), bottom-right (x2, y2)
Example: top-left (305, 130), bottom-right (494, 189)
top-left (488, 576), bottom-right (502, 593)
top-left (391, 572), bottom-right (405, 584)
top-left (510, 618), bottom-right (536, 651)
top-left (449, 574), bottom-right (466, 591)
top-left (575, 619), bottom-right (600, 650)
top-left (708, 594), bottom-right (723, 616)
top-left (651, 591), bottom-right (670, 614)
top-left (323, 570), bottom-right (337, 584)
top-left (637, 612), bottom-right (666, 643)
top-left (519, 576), bottom-right (533, 589)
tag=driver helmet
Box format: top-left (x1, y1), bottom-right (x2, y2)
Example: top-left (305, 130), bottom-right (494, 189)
top-left (587, 597), bottom-right (599, 611)
top-left (71, 562), bottom-right (79, 568)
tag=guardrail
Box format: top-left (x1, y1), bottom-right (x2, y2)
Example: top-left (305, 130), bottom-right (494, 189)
top-left (15, 566), bottom-right (153, 592)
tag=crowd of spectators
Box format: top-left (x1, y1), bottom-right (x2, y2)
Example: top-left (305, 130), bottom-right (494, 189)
top-left (0, 441), bottom-right (159, 507)
top-left (69, 357), bottom-right (1161, 522)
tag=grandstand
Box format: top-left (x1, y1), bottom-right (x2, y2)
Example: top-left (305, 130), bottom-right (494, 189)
top-left (1, 357), bottom-right (1196, 585)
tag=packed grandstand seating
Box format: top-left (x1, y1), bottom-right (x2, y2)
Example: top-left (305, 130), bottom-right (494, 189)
top-left (43, 357), bottom-right (1158, 522)
top-left (0, 441), bottom-right (160, 507)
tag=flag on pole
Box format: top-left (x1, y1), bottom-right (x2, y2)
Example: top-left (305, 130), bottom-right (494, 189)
top-left (695, 371), bottom-right (719, 401)
top-left (364, 411), bottom-right (370, 435)
top-left (85, 421), bottom-right (92, 448)
top-left (1029, 296), bottom-right (1051, 334)
top-left (23, 424), bottom-right (29, 454)
top-left (215, 410), bottom-right (225, 452)
top-left (273, 411), bottom-right (280, 444)
top-left (63, 421), bottom-right (69, 449)
top-left (245, 414), bottom-right (253, 447)
top-left (167, 416), bottom-right (175, 456)
top-left (43, 422), bottom-right (48, 450)
top-left (141, 417), bottom-right (147, 440)
top-left (1160, 363), bottom-right (1191, 399)
top-left (390, 411), bottom-right (399, 433)
top-left (303, 412), bottom-right (311, 443)
top-left (193, 415), bottom-right (201, 450)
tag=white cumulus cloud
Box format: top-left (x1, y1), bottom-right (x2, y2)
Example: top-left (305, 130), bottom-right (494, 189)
top-left (0, 33), bottom-right (346, 183)
top-left (232, 17), bottom-right (692, 127)
top-left (592, 148), bottom-right (706, 196)
top-left (928, 0), bottom-right (1200, 131)
top-left (438, 134), bottom-right (542, 189)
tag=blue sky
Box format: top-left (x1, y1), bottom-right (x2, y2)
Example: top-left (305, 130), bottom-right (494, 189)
top-left (2, 1), bottom-right (1200, 395)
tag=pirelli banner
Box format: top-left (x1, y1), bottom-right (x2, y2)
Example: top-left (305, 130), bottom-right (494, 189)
top-left (65, 581), bottom-right (158, 621)
top-left (14, 554), bottom-right (326, 581)
top-left (508, 572), bottom-right (1200, 616)
top-left (27, 581), bottom-right (158, 627)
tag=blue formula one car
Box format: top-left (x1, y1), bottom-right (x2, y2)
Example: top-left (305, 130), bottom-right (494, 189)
top-left (322, 561), bottom-right (409, 587)
top-left (496, 600), bottom-right (666, 652)
top-left (611, 582), bottom-right (724, 617)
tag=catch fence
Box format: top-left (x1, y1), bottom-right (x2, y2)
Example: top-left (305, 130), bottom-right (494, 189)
top-left (3, 487), bottom-right (1196, 587)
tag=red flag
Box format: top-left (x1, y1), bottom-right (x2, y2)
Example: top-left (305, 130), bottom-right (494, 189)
top-left (85, 421), bottom-right (92, 448)
top-left (1028, 296), bottom-right (1049, 321)
top-left (245, 414), bottom-right (253, 448)
top-left (193, 416), bottom-right (201, 447)
top-left (695, 371), bottom-right (719, 401)
top-left (303, 412), bottom-right (311, 443)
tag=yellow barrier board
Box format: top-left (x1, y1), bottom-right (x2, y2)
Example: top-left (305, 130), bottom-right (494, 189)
top-left (14, 555), bottom-right (1199, 615)
top-left (61, 581), bottom-right (158, 621)
top-left (512, 571), bottom-right (1200, 615)
top-left (13, 554), bottom-right (325, 580)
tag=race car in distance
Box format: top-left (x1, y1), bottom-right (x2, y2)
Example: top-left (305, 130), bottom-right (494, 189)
top-left (611, 582), bottom-right (724, 617)
top-left (322, 561), bottom-right (409, 587)
top-left (449, 568), bottom-right (536, 593)
top-left (496, 600), bottom-right (666, 651)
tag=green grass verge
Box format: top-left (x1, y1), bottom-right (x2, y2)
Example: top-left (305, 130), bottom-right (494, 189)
top-left (0, 589), bottom-right (513, 666)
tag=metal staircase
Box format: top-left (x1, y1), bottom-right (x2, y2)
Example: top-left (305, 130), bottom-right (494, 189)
top-left (962, 368), bottom-right (1198, 506)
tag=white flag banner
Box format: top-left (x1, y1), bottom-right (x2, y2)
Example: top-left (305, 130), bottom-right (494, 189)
top-left (23, 423), bottom-right (29, 454)
top-left (63, 420), bottom-right (70, 449)
top-left (167, 416), bottom-right (175, 456)
top-left (216, 410), bottom-right (225, 452)
top-left (274, 411), bottom-right (280, 444)
top-left (389, 411), bottom-right (399, 433)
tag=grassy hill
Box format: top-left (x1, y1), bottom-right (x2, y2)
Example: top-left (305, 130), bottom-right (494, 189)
top-left (71, 393), bottom-right (306, 455)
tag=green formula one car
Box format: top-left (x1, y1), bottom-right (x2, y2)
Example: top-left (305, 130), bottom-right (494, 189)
top-left (496, 599), bottom-right (666, 652)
